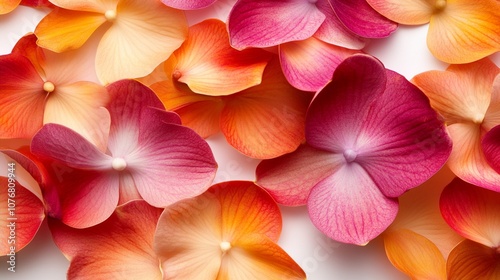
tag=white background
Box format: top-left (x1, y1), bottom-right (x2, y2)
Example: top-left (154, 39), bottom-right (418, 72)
top-left (1, 5), bottom-right (499, 280)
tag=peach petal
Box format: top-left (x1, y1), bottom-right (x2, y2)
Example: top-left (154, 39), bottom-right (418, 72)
top-left (0, 0), bottom-right (20, 14)
top-left (48, 0), bottom-right (115, 12)
top-left (447, 239), bottom-right (500, 280)
top-left (384, 229), bottom-right (447, 280)
top-left (365, 0), bottom-right (433, 25)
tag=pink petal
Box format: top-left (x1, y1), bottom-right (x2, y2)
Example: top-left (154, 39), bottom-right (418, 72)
top-left (256, 145), bottom-right (343, 206)
top-left (330, 0), bottom-right (397, 38)
top-left (483, 124), bottom-right (500, 174)
top-left (308, 163), bottom-right (398, 245)
top-left (228, 0), bottom-right (326, 49)
top-left (161, 0), bottom-right (217, 10)
top-left (279, 37), bottom-right (358, 91)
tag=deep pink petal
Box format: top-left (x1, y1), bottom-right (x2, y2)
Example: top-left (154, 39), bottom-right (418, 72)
top-left (330, 0), bottom-right (397, 38)
top-left (228, 0), bottom-right (325, 49)
top-left (31, 124), bottom-right (112, 170)
top-left (308, 163), bottom-right (398, 245)
top-left (482, 124), bottom-right (500, 174)
top-left (279, 37), bottom-right (358, 91)
top-left (256, 145), bottom-right (343, 206)
top-left (161, 0), bottom-right (217, 10)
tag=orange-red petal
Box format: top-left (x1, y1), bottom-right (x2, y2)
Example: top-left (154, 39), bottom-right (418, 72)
top-left (447, 239), bottom-right (500, 280)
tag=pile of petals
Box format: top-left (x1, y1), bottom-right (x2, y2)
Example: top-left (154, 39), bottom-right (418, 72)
top-left (1, 0), bottom-right (500, 279)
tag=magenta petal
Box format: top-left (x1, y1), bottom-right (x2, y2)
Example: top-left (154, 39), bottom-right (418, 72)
top-left (128, 123), bottom-right (217, 207)
top-left (482, 125), bottom-right (500, 174)
top-left (308, 163), bottom-right (398, 245)
top-left (31, 124), bottom-right (112, 170)
top-left (256, 145), bottom-right (343, 206)
top-left (279, 37), bottom-right (358, 91)
top-left (330, 0), bottom-right (397, 38)
top-left (228, 0), bottom-right (326, 49)
top-left (161, 0), bottom-right (216, 10)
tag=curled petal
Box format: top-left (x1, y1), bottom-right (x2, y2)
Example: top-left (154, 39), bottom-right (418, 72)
top-left (384, 229), bottom-right (447, 280)
top-left (161, 0), bottom-right (217, 10)
top-left (228, 0), bottom-right (325, 49)
top-left (440, 178), bottom-right (500, 248)
top-left (365, 0), bottom-right (433, 25)
top-left (49, 200), bottom-right (163, 279)
top-left (447, 239), bottom-right (500, 280)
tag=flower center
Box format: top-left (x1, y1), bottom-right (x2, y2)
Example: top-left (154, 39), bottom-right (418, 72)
top-left (435, 0), bottom-right (446, 10)
top-left (172, 70), bottom-right (182, 80)
top-left (220, 241), bottom-right (232, 253)
top-left (343, 149), bottom-right (357, 163)
top-left (105, 10), bottom-right (117, 22)
top-left (112, 157), bottom-right (127, 171)
top-left (43, 81), bottom-right (55, 93)
top-left (472, 113), bottom-right (484, 124)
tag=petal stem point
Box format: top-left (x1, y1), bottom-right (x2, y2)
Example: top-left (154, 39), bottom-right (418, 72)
top-left (343, 149), bottom-right (357, 163)
top-left (435, 0), bottom-right (447, 11)
top-left (112, 157), bottom-right (127, 171)
top-left (220, 241), bottom-right (232, 253)
top-left (172, 70), bottom-right (182, 80)
top-left (43, 81), bottom-right (55, 93)
top-left (105, 10), bottom-right (117, 22)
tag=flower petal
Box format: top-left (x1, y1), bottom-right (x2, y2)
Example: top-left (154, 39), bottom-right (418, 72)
top-left (228, 0), bottom-right (325, 49)
top-left (256, 145), bottom-right (343, 206)
top-left (220, 233), bottom-right (306, 280)
top-left (0, 54), bottom-right (45, 139)
top-left (365, 0), bottom-right (433, 25)
top-left (384, 229), bottom-right (447, 280)
top-left (35, 8), bottom-right (106, 52)
top-left (161, 0), bottom-right (217, 10)
top-left (308, 163), bottom-right (399, 245)
top-left (440, 178), bottom-right (500, 248)
top-left (47, 0), bottom-right (113, 12)
top-left (0, 0), bottom-right (21, 14)
top-left (428, 0), bottom-right (500, 63)
top-left (330, 0), bottom-right (397, 38)
top-left (96, 0), bottom-right (187, 83)
top-left (279, 37), bottom-right (358, 91)
top-left (482, 125), bottom-right (500, 173)
top-left (447, 239), bottom-right (500, 280)
top-left (49, 200), bottom-right (163, 279)
top-left (220, 59), bottom-right (312, 159)
top-left (169, 19), bottom-right (271, 96)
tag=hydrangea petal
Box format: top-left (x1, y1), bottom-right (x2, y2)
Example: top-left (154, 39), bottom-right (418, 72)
top-left (96, 0), bottom-right (187, 83)
top-left (161, 0), bottom-right (217, 10)
top-left (330, 0), bottom-right (397, 38)
top-left (49, 200), bottom-right (163, 279)
top-left (0, 0), bottom-right (21, 15)
top-left (308, 163), bottom-right (399, 245)
top-left (440, 178), bottom-right (500, 248)
top-left (20, 0), bottom-right (53, 8)
top-left (447, 239), bottom-right (500, 280)
top-left (279, 37), bottom-right (358, 91)
top-left (221, 59), bottom-right (312, 159)
top-left (384, 229), bottom-right (447, 280)
top-left (171, 19), bottom-right (271, 96)
top-left (220, 233), bottom-right (306, 280)
top-left (428, 0), bottom-right (500, 64)
top-left (256, 145), bottom-right (343, 206)
top-left (482, 125), bottom-right (500, 173)
top-left (35, 8), bottom-right (106, 52)
top-left (228, 0), bottom-right (326, 49)
top-left (11, 34), bottom-right (46, 76)
top-left (0, 54), bottom-right (45, 138)
top-left (47, 0), bottom-right (114, 12)
top-left (365, 0), bottom-right (433, 25)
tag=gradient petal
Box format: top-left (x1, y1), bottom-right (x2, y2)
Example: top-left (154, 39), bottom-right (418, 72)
top-left (49, 200), bottom-right (163, 279)
top-left (384, 229), bottom-right (447, 280)
top-left (20, 0), bottom-right (53, 8)
top-left (228, 0), bottom-right (325, 49)
top-left (440, 178), bottom-right (500, 248)
top-left (0, 54), bottom-right (45, 138)
top-left (482, 125), bottom-right (500, 173)
top-left (447, 239), bottom-right (500, 280)
top-left (256, 145), bottom-right (343, 206)
top-left (35, 8), bottom-right (106, 52)
top-left (428, 0), bottom-right (500, 63)
top-left (96, 0), bottom-right (187, 83)
top-left (221, 59), bottom-right (312, 159)
top-left (47, 0), bottom-right (114, 12)
top-left (170, 19), bottom-right (271, 96)
top-left (279, 37), bottom-right (358, 91)
top-left (220, 234), bottom-right (306, 280)
top-left (365, 0), bottom-right (434, 25)
top-left (0, 0), bottom-right (20, 14)
top-left (308, 163), bottom-right (399, 245)
top-left (11, 34), bottom-right (46, 77)
top-left (330, 0), bottom-right (397, 38)
top-left (161, 0), bottom-right (217, 10)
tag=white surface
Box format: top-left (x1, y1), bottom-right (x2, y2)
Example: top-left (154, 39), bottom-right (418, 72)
top-left (1, 5), bottom-right (499, 280)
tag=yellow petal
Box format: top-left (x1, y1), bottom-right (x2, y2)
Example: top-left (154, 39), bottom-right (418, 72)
top-left (0, 0), bottom-right (21, 14)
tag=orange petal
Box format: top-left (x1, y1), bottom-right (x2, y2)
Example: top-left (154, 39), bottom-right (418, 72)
top-left (365, 0), bottom-right (433, 25)
top-left (48, 0), bottom-right (115, 12)
top-left (0, 0), bottom-right (21, 14)
top-left (35, 8), bottom-right (106, 53)
top-left (96, 0), bottom-right (187, 83)
top-left (219, 233), bottom-right (306, 280)
top-left (49, 200), bottom-right (163, 279)
top-left (428, 0), bottom-right (500, 63)
top-left (221, 59), bottom-right (312, 159)
top-left (43, 82), bottom-right (110, 151)
top-left (384, 229), bottom-right (447, 280)
top-left (447, 239), bottom-right (500, 280)
top-left (171, 19), bottom-right (270, 96)
top-left (11, 34), bottom-right (46, 76)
